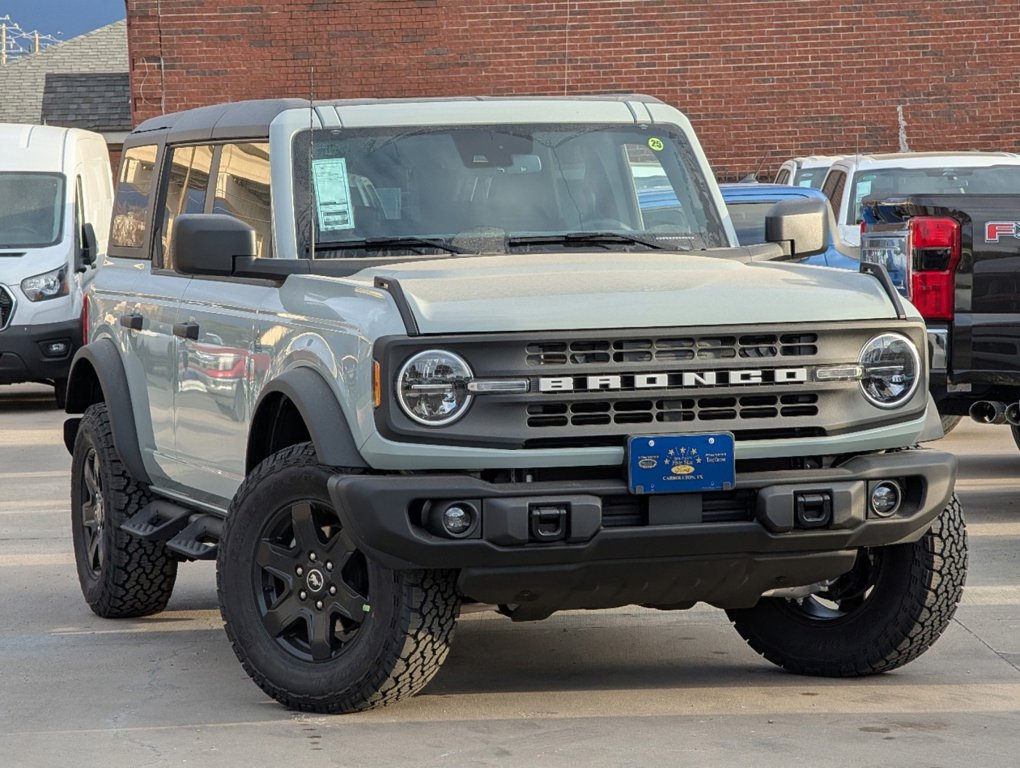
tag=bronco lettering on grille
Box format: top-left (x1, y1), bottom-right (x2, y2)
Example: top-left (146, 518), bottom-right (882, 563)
top-left (538, 368), bottom-right (808, 392)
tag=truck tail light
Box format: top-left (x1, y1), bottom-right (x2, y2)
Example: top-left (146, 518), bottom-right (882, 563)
top-left (907, 216), bottom-right (961, 321)
top-left (82, 294), bottom-right (89, 345)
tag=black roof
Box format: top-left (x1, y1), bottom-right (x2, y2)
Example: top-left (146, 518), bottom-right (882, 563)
top-left (42, 72), bottom-right (131, 132)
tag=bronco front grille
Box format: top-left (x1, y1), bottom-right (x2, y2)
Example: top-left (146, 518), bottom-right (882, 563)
top-left (0, 286), bottom-right (13, 330)
top-left (526, 393), bottom-right (819, 428)
top-left (526, 333), bottom-right (818, 366)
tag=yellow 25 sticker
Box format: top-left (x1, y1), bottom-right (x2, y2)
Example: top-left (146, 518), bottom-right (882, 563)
top-left (648, 137), bottom-right (664, 151)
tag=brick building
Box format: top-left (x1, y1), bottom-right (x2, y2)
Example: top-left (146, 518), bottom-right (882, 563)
top-left (125, 1), bottom-right (1020, 179)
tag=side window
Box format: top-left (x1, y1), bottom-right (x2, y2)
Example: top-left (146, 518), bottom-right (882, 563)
top-left (213, 143), bottom-right (272, 258)
top-left (821, 170), bottom-right (847, 220)
top-left (774, 168), bottom-right (790, 185)
top-left (109, 145), bottom-right (158, 253)
top-left (160, 144), bottom-right (214, 268)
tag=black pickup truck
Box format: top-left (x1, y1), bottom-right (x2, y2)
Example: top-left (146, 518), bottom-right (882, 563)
top-left (862, 194), bottom-right (1020, 445)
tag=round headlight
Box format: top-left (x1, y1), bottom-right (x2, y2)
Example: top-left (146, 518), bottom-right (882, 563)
top-left (397, 350), bottom-right (473, 426)
top-left (858, 333), bottom-right (920, 408)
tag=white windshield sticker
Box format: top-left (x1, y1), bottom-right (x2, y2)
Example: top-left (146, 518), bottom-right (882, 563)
top-left (312, 158), bottom-right (355, 231)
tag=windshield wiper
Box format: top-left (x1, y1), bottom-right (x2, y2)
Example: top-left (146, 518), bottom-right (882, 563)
top-left (314, 236), bottom-right (467, 255)
top-left (507, 231), bottom-right (667, 250)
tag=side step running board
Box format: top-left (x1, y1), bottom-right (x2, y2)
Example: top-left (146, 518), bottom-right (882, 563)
top-left (122, 501), bottom-right (223, 561)
top-left (165, 515), bottom-right (223, 561)
top-left (121, 501), bottom-right (193, 542)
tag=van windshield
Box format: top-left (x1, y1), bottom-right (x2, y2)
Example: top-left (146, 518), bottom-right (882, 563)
top-left (292, 124), bottom-right (728, 256)
top-left (0, 173), bottom-right (65, 248)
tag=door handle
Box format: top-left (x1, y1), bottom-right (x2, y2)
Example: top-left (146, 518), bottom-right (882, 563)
top-left (172, 321), bottom-right (200, 341)
top-left (119, 313), bottom-right (143, 331)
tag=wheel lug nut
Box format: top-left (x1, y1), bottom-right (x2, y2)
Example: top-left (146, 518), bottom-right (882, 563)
top-left (296, 566), bottom-right (304, 576)
top-left (329, 585), bottom-right (337, 595)
top-left (299, 591), bottom-right (307, 600)
top-left (326, 561), bottom-right (333, 571)
top-left (315, 600), bottom-right (323, 610)
top-left (309, 552), bottom-right (317, 561)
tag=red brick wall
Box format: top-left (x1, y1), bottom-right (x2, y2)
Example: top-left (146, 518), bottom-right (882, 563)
top-left (125, 1), bottom-right (1020, 180)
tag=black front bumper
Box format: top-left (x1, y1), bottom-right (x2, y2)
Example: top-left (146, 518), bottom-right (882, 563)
top-left (0, 318), bottom-right (81, 384)
top-left (328, 449), bottom-right (956, 618)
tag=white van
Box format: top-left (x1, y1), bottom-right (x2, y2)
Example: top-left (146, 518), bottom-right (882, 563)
top-left (0, 124), bottom-right (112, 405)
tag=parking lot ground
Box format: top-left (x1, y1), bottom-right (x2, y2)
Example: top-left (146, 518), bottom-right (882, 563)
top-left (1, 383), bottom-right (1018, 767)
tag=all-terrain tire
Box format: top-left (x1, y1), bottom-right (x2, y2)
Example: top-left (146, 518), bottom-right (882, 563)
top-left (726, 493), bottom-right (967, 676)
top-left (939, 413), bottom-right (962, 436)
top-left (217, 443), bottom-right (460, 713)
top-left (70, 403), bottom-right (178, 617)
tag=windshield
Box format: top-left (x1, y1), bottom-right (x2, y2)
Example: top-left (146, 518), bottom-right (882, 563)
top-left (848, 165), bottom-right (1020, 225)
top-left (793, 167), bottom-right (827, 189)
top-left (292, 124), bottom-right (728, 256)
top-left (0, 172), bottom-right (65, 248)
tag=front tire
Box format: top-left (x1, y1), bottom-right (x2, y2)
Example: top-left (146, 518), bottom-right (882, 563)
top-left (70, 403), bottom-right (178, 617)
top-left (217, 443), bottom-right (460, 713)
top-left (727, 494), bottom-right (967, 676)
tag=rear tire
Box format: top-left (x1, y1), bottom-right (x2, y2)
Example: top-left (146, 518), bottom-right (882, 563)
top-left (70, 403), bottom-right (178, 617)
top-left (727, 494), bottom-right (966, 676)
top-left (1010, 425), bottom-right (1020, 452)
top-left (939, 413), bottom-right (961, 436)
top-left (218, 443), bottom-right (460, 713)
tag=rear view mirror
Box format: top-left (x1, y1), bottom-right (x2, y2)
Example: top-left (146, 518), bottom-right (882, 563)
top-left (765, 198), bottom-right (828, 258)
top-left (76, 222), bottom-right (99, 272)
top-left (174, 214), bottom-right (256, 277)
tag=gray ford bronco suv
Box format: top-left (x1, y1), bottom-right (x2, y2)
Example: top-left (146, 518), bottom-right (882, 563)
top-left (64, 95), bottom-right (966, 713)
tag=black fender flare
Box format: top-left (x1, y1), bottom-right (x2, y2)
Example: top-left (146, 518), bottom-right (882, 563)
top-left (248, 367), bottom-right (368, 471)
top-left (63, 339), bottom-right (152, 485)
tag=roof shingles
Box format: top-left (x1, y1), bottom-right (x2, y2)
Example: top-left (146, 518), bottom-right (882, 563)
top-left (0, 20), bottom-right (129, 132)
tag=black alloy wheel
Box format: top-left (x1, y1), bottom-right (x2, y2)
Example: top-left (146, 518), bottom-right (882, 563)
top-left (254, 499), bottom-right (370, 663)
top-left (218, 442), bottom-right (460, 713)
top-left (78, 447), bottom-right (107, 574)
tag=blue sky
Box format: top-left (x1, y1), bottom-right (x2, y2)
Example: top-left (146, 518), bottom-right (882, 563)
top-left (2, 0), bottom-right (126, 41)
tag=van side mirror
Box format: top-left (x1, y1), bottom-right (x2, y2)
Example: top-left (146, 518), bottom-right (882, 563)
top-left (765, 198), bottom-right (828, 258)
top-left (174, 214), bottom-right (257, 277)
top-left (77, 222), bottom-right (99, 272)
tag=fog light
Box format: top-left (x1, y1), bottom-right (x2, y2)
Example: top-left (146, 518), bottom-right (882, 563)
top-left (442, 504), bottom-right (475, 536)
top-left (870, 481), bottom-right (902, 518)
top-left (42, 340), bottom-right (70, 357)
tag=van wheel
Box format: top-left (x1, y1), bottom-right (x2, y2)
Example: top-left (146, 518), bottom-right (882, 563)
top-left (727, 494), bottom-right (966, 676)
top-left (218, 443), bottom-right (460, 713)
top-left (54, 378), bottom-right (68, 409)
top-left (70, 403), bottom-right (178, 617)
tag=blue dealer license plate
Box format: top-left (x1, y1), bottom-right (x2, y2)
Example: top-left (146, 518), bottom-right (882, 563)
top-left (627, 433), bottom-right (735, 495)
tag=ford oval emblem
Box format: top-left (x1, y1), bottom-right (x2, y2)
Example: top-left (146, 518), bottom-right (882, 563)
top-left (671, 464), bottom-right (695, 475)
top-left (638, 457), bottom-right (658, 469)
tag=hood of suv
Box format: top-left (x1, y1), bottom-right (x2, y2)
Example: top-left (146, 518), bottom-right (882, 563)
top-left (361, 251), bottom-right (902, 334)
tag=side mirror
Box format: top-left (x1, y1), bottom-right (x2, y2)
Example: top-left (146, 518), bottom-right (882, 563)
top-left (174, 214), bottom-right (256, 277)
top-left (76, 222), bottom-right (99, 272)
top-left (765, 198), bottom-right (828, 258)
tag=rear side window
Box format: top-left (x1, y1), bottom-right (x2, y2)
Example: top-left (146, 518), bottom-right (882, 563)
top-left (774, 168), bottom-right (790, 185)
top-left (213, 143), bottom-right (271, 258)
top-left (110, 145), bottom-right (158, 253)
top-left (160, 144), bottom-right (214, 268)
top-left (821, 170), bottom-right (847, 221)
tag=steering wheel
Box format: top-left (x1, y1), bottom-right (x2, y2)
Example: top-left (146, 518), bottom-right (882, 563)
top-left (3, 226), bottom-right (40, 240)
top-left (582, 218), bottom-right (634, 231)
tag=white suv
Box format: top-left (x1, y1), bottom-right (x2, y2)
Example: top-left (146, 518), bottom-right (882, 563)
top-left (820, 151), bottom-right (1020, 247)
